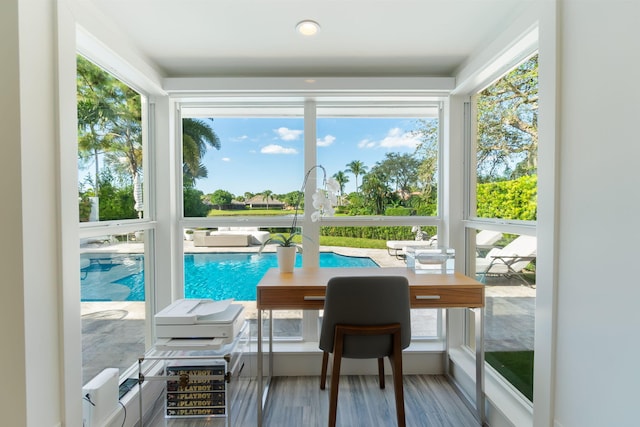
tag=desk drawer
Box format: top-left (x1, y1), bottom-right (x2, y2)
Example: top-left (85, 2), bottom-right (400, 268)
top-left (257, 287), bottom-right (326, 310)
top-left (410, 287), bottom-right (484, 308)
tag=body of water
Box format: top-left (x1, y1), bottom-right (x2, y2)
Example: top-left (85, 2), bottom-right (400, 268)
top-left (82, 252), bottom-right (378, 301)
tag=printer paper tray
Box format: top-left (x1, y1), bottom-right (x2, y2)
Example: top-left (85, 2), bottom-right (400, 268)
top-left (154, 337), bottom-right (228, 351)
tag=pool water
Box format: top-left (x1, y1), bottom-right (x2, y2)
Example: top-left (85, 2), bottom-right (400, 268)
top-left (92, 252), bottom-right (378, 302)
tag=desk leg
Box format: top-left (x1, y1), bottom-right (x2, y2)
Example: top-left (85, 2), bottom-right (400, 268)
top-left (257, 309), bottom-right (274, 427)
top-left (269, 310), bottom-right (274, 378)
top-left (475, 307), bottom-right (486, 425)
top-left (257, 307), bottom-right (263, 426)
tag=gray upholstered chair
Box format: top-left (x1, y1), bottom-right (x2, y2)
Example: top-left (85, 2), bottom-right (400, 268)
top-left (319, 276), bottom-right (411, 427)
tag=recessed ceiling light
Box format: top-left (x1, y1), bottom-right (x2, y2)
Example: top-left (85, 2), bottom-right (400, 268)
top-left (296, 20), bottom-right (320, 36)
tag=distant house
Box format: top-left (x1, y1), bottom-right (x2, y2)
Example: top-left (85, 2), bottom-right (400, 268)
top-left (245, 195), bottom-right (285, 210)
top-left (229, 200), bottom-right (247, 210)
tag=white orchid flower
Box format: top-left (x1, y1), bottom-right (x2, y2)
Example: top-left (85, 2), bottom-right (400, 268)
top-left (312, 191), bottom-right (326, 209)
top-left (326, 177), bottom-right (340, 194)
top-left (328, 191), bottom-right (338, 205)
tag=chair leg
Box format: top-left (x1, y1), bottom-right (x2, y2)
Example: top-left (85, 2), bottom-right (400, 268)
top-left (378, 357), bottom-right (385, 389)
top-left (320, 351), bottom-right (329, 390)
top-left (389, 333), bottom-right (406, 427)
top-left (328, 328), bottom-right (345, 427)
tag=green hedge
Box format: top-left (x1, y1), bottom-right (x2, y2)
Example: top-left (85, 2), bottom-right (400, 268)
top-left (476, 175), bottom-right (537, 220)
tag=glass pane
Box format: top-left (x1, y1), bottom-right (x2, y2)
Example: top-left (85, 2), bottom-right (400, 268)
top-left (80, 231), bottom-right (147, 384)
top-left (319, 225), bottom-right (441, 339)
top-left (472, 54), bottom-right (538, 221)
top-left (316, 117), bottom-right (438, 216)
top-left (77, 55), bottom-right (145, 222)
top-left (183, 227), bottom-right (303, 340)
top-left (473, 231), bottom-right (536, 401)
top-left (411, 309), bottom-right (440, 338)
top-left (182, 116), bottom-right (304, 218)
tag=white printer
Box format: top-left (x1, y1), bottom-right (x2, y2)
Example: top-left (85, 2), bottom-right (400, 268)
top-left (154, 299), bottom-right (245, 349)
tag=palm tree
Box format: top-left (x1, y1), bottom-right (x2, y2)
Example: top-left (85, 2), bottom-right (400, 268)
top-left (182, 118), bottom-right (221, 188)
top-left (77, 55), bottom-right (144, 220)
top-left (77, 55), bottom-right (134, 192)
top-left (345, 160), bottom-right (368, 193)
top-left (360, 170), bottom-right (391, 215)
top-left (262, 190), bottom-right (274, 209)
top-left (332, 171), bottom-right (349, 205)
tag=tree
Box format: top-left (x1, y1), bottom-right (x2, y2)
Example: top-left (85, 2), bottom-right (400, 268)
top-left (282, 191), bottom-right (302, 210)
top-left (332, 171), bottom-right (349, 205)
top-left (345, 160), bottom-right (368, 193)
top-left (77, 55), bottom-right (142, 186)
top-left (374, 152), bottom-right (420, 197)
top-left (209, 189), bottom-right (234, 209)
top-left (412, 118), bottom-right (439, 200)
top-left (183, 187), bottom-right (209, 217)
top-left (261, 190), bottom-right (274, 209)
top-left (182, 118), bottom-right (221, 188)
top-left (77, 55), bottom-right (143, 217)
top-left (476, 54), bottom-right (538, 181)
top-left (360, 169), bottom-right (392, 214)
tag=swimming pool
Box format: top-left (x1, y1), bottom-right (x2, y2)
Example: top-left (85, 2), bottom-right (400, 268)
top-left (82, 252), bottom-right (378, 302)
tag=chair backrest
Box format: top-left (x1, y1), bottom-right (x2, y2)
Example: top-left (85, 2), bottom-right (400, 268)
top-left (499, 235), bottom-right (537, 258)
top-left (319, 276), bottom-right (411, 359)
top-left (476, 230), bottom-right (503, 247)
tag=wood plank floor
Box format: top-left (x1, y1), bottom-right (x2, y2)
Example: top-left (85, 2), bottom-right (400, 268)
top-left (149, 375), bottom-right (480, 427)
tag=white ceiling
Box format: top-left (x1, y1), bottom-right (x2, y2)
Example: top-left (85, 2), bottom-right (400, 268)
top-left (84, 0), bottom-right (531, 78)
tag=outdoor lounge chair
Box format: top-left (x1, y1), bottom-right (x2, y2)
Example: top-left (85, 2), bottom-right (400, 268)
top-left (475, 235), bottom-right (537, 285)
top-left (475, 230), bottom-right (503, 251)
top-left (386, 236), bottom-right (438, 259)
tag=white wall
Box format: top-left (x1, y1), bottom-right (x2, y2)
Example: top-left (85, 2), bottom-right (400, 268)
top-left (0, 0), bottom-right (29, 424)
top-left (554, 1), bottom-right (640, 426)
top-left (0, 0), bottom-right (66, 426)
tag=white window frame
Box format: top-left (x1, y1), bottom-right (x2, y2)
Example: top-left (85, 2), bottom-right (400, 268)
top-left (175, 94), bottom-right (445, 343)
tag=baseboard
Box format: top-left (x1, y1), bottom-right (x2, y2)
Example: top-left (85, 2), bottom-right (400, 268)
top-left (238, 345), bottom-right (445, 377)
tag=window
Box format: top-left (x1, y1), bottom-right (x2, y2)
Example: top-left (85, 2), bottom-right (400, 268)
top-left (466, 54), bottom-right (538, 401)
top-left (181, 114), bottom-right (304, 218)
top-left (77, 56), bottom-right (153, 384)
top-left (470, 54), bottom-right (538, 222)
top-left (179, 99), bottom-right (443, 342)
top-left (77, 56), bottom-right (146, 223)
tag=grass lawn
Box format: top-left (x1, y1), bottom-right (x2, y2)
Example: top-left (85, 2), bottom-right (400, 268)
top-left (485, 350), bottom-right (534, 401)
top-left (319, 235), bottom-right (388, 249)
top-left (208, 209), bottom-right (295, 217)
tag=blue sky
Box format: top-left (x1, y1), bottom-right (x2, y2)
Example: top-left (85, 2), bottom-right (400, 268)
top-left (198, 117), bottom-right (424, 197)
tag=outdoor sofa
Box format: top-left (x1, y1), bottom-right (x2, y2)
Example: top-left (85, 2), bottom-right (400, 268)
top-left (193, 227), bottom-right (270, 247)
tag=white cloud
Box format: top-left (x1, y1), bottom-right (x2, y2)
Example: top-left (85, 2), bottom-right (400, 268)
top-left (261, 144), bottom-right (298, 154)
top-left (358, 139), bottom-right (376, 149)
top-left (317, 135), bottom-right (336, 147)
top-left (358, 128), bottom-right (420, 150)
top-left (378, 127), bottom-right (421, 148)
top-left (222, 157), bottom-right (231, 162)
top-left (275, 127), bottom-right (303, 141)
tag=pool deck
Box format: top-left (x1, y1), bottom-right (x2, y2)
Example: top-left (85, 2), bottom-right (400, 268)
top-left (81, 241), bottom-right (535, 384)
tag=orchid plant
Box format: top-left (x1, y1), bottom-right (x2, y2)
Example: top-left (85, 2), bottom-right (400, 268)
top-left (260, 165), bottom-right (339, 253)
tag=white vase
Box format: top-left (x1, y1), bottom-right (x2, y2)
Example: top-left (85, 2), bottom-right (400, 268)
top-left (277, 246), bottom-right (297, 273)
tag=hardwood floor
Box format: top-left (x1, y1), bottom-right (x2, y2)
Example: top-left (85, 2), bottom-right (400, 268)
top-left (148, 375), bottom-right (480, 427)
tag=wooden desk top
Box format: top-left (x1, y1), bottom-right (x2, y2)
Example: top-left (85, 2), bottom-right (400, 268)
top-left (257, 267), bottom-right (484, 310)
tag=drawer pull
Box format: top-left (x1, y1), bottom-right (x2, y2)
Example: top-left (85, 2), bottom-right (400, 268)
top-left (416, 295), bottom-right (441, 300)
top-left (303, 296), bottom-right (326, 301)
